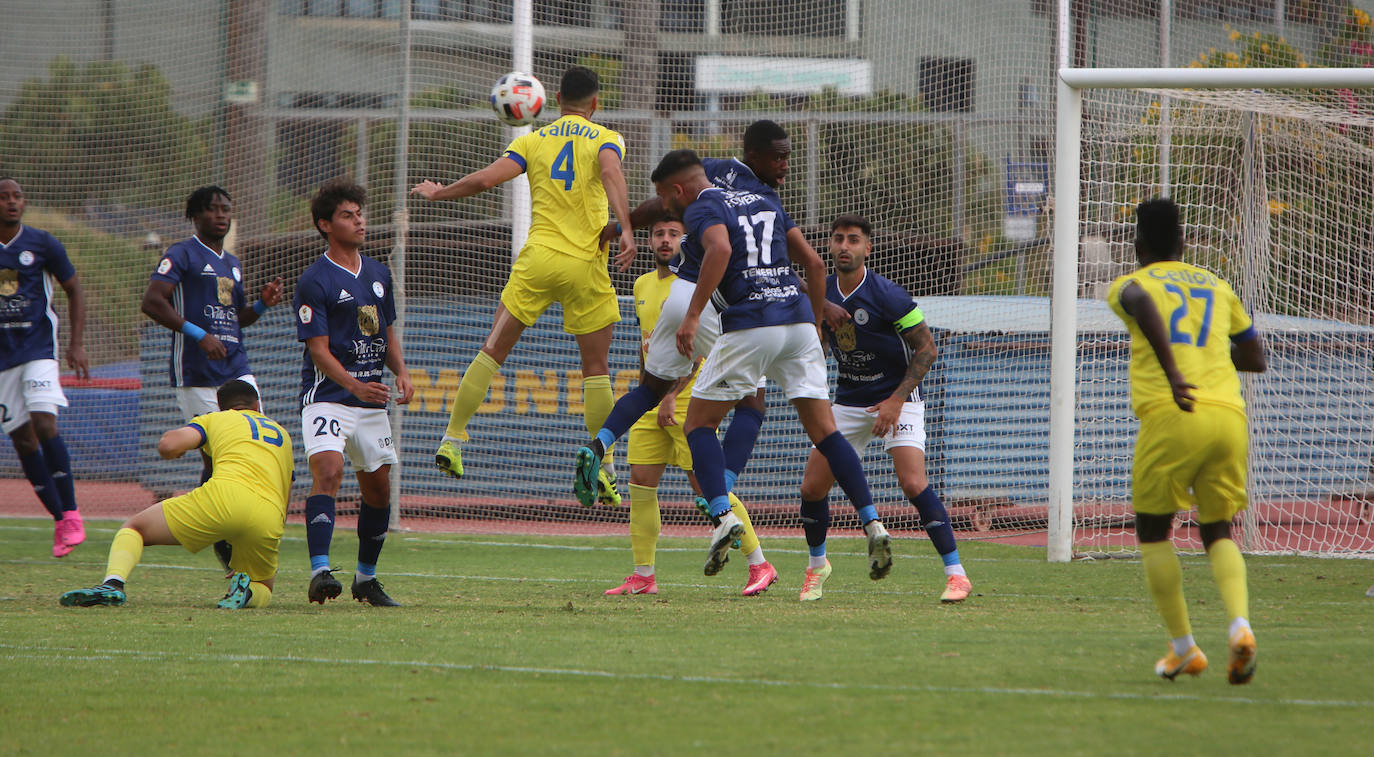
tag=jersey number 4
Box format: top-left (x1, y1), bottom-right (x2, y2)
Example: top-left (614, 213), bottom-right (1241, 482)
top-left (551, 142), bottom-right (575, 190)
top-left (1164, 283), bottom-right (1215, 347)
top-left (736, 210), bottom-right (776, 267)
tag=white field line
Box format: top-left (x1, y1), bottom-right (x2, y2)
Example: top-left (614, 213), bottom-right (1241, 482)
top-left (2, 642), bottom-right (1370, 710)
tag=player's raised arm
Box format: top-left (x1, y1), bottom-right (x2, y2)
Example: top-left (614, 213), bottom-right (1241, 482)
top-left (157, 424), bottom-right (205, 460)
top-left (1119, 280), bottom-right (1197, 412)
top-left (598, 146), bottom-right (637, 270)
top-left (57, 273), bottom-right (89, 379)
top-left (239, 277), bottom-right (283, 328)
top-left (410, 156), bottom-right (524, 202)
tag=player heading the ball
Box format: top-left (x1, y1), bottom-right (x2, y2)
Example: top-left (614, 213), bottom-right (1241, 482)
top-left (411, 65), bottom-right (635, 504)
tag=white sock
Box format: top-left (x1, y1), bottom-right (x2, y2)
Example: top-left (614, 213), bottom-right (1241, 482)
top-left (441, 434), bottom-right (462, 446)
top-left (102, 574), bottom-right (124, 585)
top-left (944, 564), bottom-right (967, 578)
top-left (1171, 634), bottom-right (1196, 657)
top-left (633, 565), bottom-right (654, 578)
top-left (1229, 617), bottom-right (1251, 639)
top-left (311, 567), bottom-right (330, 578)
top-left (354, 571), bottom-right (375, 583)
top-left (745, 547), bottom-right (765, 566)
top-left (864, 520), bottom-right (888, 538)
top-left (808, 555), bottom-right (828, 570)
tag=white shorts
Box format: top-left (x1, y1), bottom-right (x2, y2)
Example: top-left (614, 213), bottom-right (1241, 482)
top-left (693, 323), bottom-right (828, 402)
top-left (644, 278), bottom-right (723, 380)
top-left (175, 374), bottom-right (259, 421)
top-left (301, 403), bottom-right (397, 473)
top-left (831, 401), bottom-right (927, 453)
top-left (0, 359), bottom-right (68, 433)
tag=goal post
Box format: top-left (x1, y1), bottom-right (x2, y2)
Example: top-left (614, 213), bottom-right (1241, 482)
top-left (1049, 66), bottom-right (1374, 562)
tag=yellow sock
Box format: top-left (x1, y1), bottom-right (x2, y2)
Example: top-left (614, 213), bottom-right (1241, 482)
top-left (105, 527), bottom-right (144, 583)
top-left (1140, 540), bottom-right (1191, 639)
top-left (627, 484), bottom-right (661, 567)
top-left (446, 351), bottom-right (501, 441)
top-left (1206, 537), bottom-right (1250, 624)
top-left (729, 492), bottom-right (761, 556)
top-left (247, 582), bottom-right (272, 608)
top-left (581, 374), bottom-right (614, 461)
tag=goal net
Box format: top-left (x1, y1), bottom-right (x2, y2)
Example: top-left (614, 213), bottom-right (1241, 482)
top-left (1061, 74), bottom-right (1374, 557)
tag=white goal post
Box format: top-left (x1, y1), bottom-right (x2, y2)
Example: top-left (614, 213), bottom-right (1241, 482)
top-left (1048, 65), bottom-right (1374, 562)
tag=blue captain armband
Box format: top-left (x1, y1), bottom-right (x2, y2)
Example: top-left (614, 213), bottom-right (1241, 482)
top-left (1230, 326), bottom-right (1257, 343)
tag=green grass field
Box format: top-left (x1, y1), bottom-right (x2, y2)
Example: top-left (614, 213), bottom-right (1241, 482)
top-left (2, 517), bottom-right (1371, 755)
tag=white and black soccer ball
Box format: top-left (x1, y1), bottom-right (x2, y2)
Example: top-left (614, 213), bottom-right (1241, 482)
top-left (490, 72), bottom-right (546, 127)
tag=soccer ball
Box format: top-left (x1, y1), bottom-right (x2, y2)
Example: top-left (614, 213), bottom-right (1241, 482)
top-left (490, 72), bottom-right (545, 127)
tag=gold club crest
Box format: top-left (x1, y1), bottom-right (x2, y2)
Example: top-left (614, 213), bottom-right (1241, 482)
top-left (216, 276), bottom-right (235, 305)
top-left (0, 268), bottom-right (17, 297)
top-left (835, 321), bottom-right (857, 352)
top-left (357, 304), bottom-right (380, 336)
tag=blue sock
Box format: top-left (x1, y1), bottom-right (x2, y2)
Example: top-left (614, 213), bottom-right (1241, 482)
top-left (19, 449), bottom-right (63, 520)
top-left (911, 486), bottom-right (960, 563)
top-left (305, 494), bottom-right (335, 571)
top-left (592, 383), bottom-right (663, 456)
top-left (815, 431), bottom-right (877, 524)
top-left (39, 434), bottom-right (77, 512)
top-left (721, 406), bottom-right (764, 490)
top-left (356, 501), bottom-right (389, 577)
top-left (800, 497), bottom-right (830, 556)
top-left (686, 427), bottom-right (731, 517)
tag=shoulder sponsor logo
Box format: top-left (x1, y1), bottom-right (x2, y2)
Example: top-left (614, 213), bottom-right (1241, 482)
top-left (337, 289), bottom-right (354, 303)
top-left (853, 308), bottom-right (869, 326)
top-left (372, 281), bottom-right (384, 299)
top-left (18, 251), bottom-right (34, 266)
top-left (232, 267), bottom-right (241, 282)
top-left (298, 304), bottom-right (313, 324)
top-left (156, 258), bottom-right (173, 275)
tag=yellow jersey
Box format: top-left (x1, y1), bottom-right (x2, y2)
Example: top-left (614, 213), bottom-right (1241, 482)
top-left (634, 270), bottom-right (695, 411)
top-left (1106, 260), bottom-right (1254, 417)
top-left (187, 409), bottom-right (295, 511)
top-left (502, 115), bottom-right (626, 261)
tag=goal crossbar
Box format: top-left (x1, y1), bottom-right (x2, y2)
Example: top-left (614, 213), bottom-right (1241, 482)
top-left (1048, 67), bottom-right (1374, 562)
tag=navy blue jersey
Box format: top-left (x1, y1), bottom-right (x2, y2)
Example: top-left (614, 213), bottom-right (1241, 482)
top-left (0, 226), bottom-right (76, 372)
top-left (670, 158), bottom-right (777, 281)
top-left (149, 236), bottom-right (250, 387)
top-left (680, 187), bottom-right (811, 333)
top-left (293, 253), bottom-right (396, 408)
top-left (825, 270), bottom-right (927, 406)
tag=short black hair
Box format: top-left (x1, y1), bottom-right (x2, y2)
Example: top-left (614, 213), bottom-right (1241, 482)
top-left (651, 214), bottom-right (683, 231)
top-left (217, 379), bottom-right (259, 411)
top-left (651, 149), bottom-right (702, 184)
top-left (185, 185), bottom-right (232, 220)
top-left (743, 120), bottom-right (790, 154)
top-left (311, 179), bottom-right (367, 240)
top-left (1135, 197), bottom-right (1183, 260)
top-left (831, 214), bottom-right (872, 238)
top-left (559, 66), bottom-right (599, 103)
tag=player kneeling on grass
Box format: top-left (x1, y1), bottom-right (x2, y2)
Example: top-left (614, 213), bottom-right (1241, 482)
top-left (59, 380), bottom-right (293, 609)
top-left (798, 215), bottom-right (971, 603)
top-left (1106, 198), bottom-right (1265, 684)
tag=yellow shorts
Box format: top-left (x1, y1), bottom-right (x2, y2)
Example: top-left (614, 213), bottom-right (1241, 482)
top-left (627, 412), bottom-right (692, 470)
top-left (1132, 403), bottom-right (1249, 522)
top-left (500, 243), bottom-right (619, 335)
top-left (161, 479), bottom-right (286, 582)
